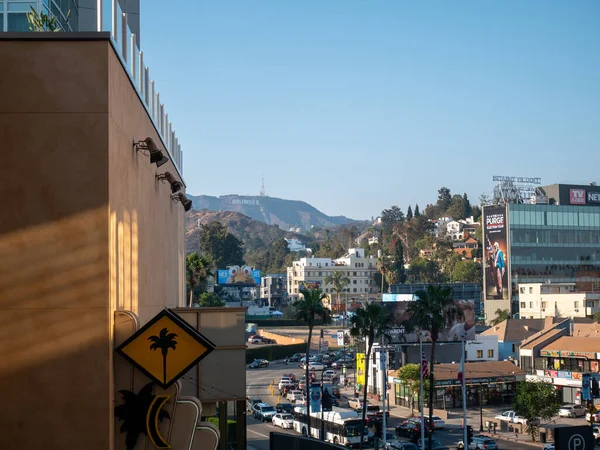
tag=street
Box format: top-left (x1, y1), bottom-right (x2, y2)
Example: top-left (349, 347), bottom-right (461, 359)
top-left (246, 362), bottom-right (544, 450)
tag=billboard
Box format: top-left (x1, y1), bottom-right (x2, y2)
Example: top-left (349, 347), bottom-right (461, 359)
top-left (483, 205), bottom-right (509, 301)
top-left (382, 298), bottom-right (477, 343)
top-left (217, 265), bottom-right (261, 285)
top-left (299, 280), bottom-right (322, 291)
top-left (356, 353), bottom-right (365, 386)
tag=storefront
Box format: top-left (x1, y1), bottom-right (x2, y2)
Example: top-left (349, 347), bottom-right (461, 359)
top-left (391, 361), bottom-right (526, 410)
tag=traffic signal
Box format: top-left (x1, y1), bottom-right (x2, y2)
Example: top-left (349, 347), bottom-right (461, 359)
top-left (320, 329), bottom-right (324, 339)
top-left (322, 390), bottom-right (333, 411)
top-left (592, 377), bottom-right (600, 398)
top-left (467, 426), bottom-right (473, 445)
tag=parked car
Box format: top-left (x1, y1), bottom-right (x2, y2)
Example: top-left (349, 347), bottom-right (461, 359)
top-left (541, 444), bottom-right (555, 450)
top-left (252, 403), bottom-right (277, 422)
top-left (248, 359), bottom-right (269, 369)
top-left (457, 435), bottom-right (498, 450)
top-left (272, 412), bottom-right (294, 429)
top-left (246, 396), bottom-right (263, 413)
top-left (278, 377), bottom-right (292, 391)
top-left (276, 402), bottom-right (293, 414)
top-left (494, 410), bottom-right (528, 424)
top-left (431, 416), bottom-right (446, 429)
top-left (247, 335), bottom-right (263, 344)
top-left (262, 337), bottom-right (277, 344)
top-left (593, 424), bottom-right (600, 444)
top-left (396, 419), bottom-right (430, 442)
top-left (559, 404), bottom-right (586, 418)
top-left (323, 369), bottom-right (337, 378)
top-left (295, 395), bottom-right (307, 405)
top-left (288, 353), bottom-right (305, 362)
top-left (282, 373), bottom-right (297, 382)
top-left (586, 410), bottom-right (600, 423)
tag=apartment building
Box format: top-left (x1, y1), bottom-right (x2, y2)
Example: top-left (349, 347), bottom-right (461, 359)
top-left (286, 248), bottom-right (379, 305)
top-left (517, 282), bottom-right (600, 319)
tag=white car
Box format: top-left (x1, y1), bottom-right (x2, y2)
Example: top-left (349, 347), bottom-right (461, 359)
top-left (308, 362), bottom-right (326, 371)
top-left (586, 411), bottom-right (600, 423)
top-left (278, 378), bottom-right (292, 391)
top-left (542, 444), bottom-right (555, 450)
top-left (272, 413), bottom-right (294, 429)
top-left (323, 369), bottom-right (337, 378)
top-left (558, 404), bottom-right (586, 418)
top-left (287, 390), bottom-right (303, 402)
top-left (431, 415), bottom-right (445, 429)
top-left (295, 396), bottom-right (307, 405)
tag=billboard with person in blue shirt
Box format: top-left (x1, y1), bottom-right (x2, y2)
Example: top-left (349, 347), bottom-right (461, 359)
top-left (217, 265), bottom-right (261, 285)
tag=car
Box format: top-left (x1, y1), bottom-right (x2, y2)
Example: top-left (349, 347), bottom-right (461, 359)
top-left (542, 444), bottom-right (555, 450)
top-left (252, 403), bottom-right (277, 422)
top-left (386, 440), bottom-right (419, 450)
top-left (282, 373), bottom-right (297, 382)
top-left (262, 337), bottom-right (277, 344)
top-left (558, 404), bottom-right (586, 418)
top-left (348, 397), bottom-right (368, 410)
top-left (276, 402), bottom-right (293, 414)
top-left (287, 390), bottom-right (304, 402)
top-left (593, 424), bottom-right (600, 444)
top-left (431, 415), bottom-right (445, 429)
top-left (586, 410), bottom-right (600, 423)
top-left (248, 359), bottom-right (269, 369)
top-left (323, 369), bottom-right (337, 378)
top-left (278, 377), bottom-right (292, 391)
top-left (295, 395), bottom-right (307, 405)
top-left (308, 362), bottom-right (326, 371)
top-left (396, 419), bottom-right (430, 442)
top-left (247, 335), bottom-right (263, 344)
top-left (457, 436), bottom-right (498, 450)
top-left (272, 412), bottom-right (294, 429)
top-left (246, 397), bottom-right (263, 413)
top-left (288, 353), bottom-right (305, 362)
top-left (416, 438), bottom-right (449, 450)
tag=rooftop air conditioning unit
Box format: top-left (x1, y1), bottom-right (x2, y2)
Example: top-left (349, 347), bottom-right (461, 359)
top-left (574, 309), bottom-right (579, 312)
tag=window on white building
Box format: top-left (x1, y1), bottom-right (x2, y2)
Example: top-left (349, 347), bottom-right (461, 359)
top-left (574, 301), bottom-right (579, 308)
top-left (520, 287), bottom-right (525, 294)
top-left (529, 287), bottom-right (533, 294)
top-left (477, 350), bottom-right (483, 358)
top-left (488, 349), bottom-right (494, 358)
top-left (529, 302), bottom-right (533, 308)
top-left (520, 302), bottom-right (526, 308)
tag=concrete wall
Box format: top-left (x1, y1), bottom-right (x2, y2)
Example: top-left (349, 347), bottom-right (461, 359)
top-left (0, 35), bottom-right (184, 450)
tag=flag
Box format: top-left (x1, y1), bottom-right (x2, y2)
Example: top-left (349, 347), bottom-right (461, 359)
top-left (421, 351), bottom-right (429, 378)
top-left (458, 371), bottom-right (463, 384)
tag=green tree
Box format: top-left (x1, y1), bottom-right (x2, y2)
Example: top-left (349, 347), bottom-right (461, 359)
top-left (324, 271), bottom-right (350, 311)
top-left (490, 308), bottom-right (510, 325)
top-left (414, 204), bottom-right (420, 217)
top-left (463, 193), bottom-right (472, 218)
top-left (406, 205), bottom-right (413, 220)
top-left (407, 285), bottom-right (460, 450)
top-left (293, 288), bottom-right (330, 426)
top-left (377, 257), bottom-right (392, 293)
top-left (197, 292), bottom-right (225, 307)
top-left (407, 257), bottom-right (442, 284)
top-left (381, 206), bottom-right (405, 233)
top-left (593, 311), bottom-right (600, 322)
top-left (446, 194), bottom-right (467, 220)
top-left (396, 363), bottom-right (430, 412)
top-left (451, 260), bottom-right (482, 283)
top-left (390, 238), bottom-right (406, 284)
top-left (513, 381), bottom-right (562, 441)
top-left (437, 187), bottom-right (452, 213)
top-left (471, 205), bottom-right (482, 222)
top-left (186, 252), bottom-right (214, 306)
top-left (199, 222), bottom-right (244, 268)
top-left (148, 328), bottom-right (178, 385)
top-left (349, 302), bottom-right (394, 450)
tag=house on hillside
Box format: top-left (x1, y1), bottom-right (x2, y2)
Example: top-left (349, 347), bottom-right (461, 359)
top-left (453, 236), bottom-right (480, 259)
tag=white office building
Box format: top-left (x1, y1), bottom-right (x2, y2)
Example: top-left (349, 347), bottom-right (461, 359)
top-left (518, 282), bottom-right (600, 319)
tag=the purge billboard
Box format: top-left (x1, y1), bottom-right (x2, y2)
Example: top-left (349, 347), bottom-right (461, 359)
top-left (217, 265), bottom-right (261, 285)
top-left (483, 205), bottom-right (509, 301)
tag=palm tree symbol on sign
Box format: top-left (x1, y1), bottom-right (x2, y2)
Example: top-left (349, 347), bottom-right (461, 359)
top-left (148, 328), bottom-right (178, 384)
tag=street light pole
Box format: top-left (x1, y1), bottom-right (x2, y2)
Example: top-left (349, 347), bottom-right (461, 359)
top-left (479, 384), bottom-right (484, 432)
top-left (321, 370), bottom-right (325, 441)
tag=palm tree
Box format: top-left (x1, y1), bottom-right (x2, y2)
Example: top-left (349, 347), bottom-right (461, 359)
top-left (293, 288), bottom-right (330, 436)
top-left (186, 252), bottom-right (214, 306)
top-left (490, 308), bottom-right (510, 325)
top-left (148, 328), bottom-right (178, 385)
top-left (324, 271), bottom-right (350, 312)
top-left (407, 285), bottom-right (460, 450)
top-left (349, 302), bottom-right (394, 450)
top-left (377, 256), bottom-right (391, 293)
top-left (114, 382), bottom-right (170, 450)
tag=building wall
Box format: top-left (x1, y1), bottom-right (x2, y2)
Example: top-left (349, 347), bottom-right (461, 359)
top-left (498, 341), bottom-right (518, 361)
top-left (0, 36), bottom-right (184, 450)
top-left (465, 335), bottom-right (499, 362)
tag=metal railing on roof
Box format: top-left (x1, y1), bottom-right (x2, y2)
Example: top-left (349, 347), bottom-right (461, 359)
top-left (98, 0), bottom-right (183, 177)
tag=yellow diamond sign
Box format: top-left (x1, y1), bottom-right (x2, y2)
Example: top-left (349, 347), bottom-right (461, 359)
top-left (116, 309), bottom-right (215, 389)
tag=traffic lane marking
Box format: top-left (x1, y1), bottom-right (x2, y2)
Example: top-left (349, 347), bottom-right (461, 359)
top-left (248, 429), bottom-right (270, 439)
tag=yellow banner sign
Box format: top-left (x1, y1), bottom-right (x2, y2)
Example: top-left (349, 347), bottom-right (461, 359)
top-left (356, 353), bottom-right (366, 386)
top-left (116, 309), bottom-right (215, 389)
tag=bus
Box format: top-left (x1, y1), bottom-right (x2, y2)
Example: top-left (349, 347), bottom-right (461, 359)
top-left (292, 406), bottom-right (368, 447)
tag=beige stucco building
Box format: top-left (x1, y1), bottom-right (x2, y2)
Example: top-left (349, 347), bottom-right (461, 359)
top-left (0, 34), bottom-right (245, 450)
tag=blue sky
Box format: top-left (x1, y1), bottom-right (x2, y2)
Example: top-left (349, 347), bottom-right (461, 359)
top-left (141, 1), bottom-right (600, 220)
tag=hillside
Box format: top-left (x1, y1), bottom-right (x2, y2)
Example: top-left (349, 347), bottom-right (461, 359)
top-left (187, 194), bottom-right (365, 230)
top-left (185, 210), bottom-right (310, 255)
